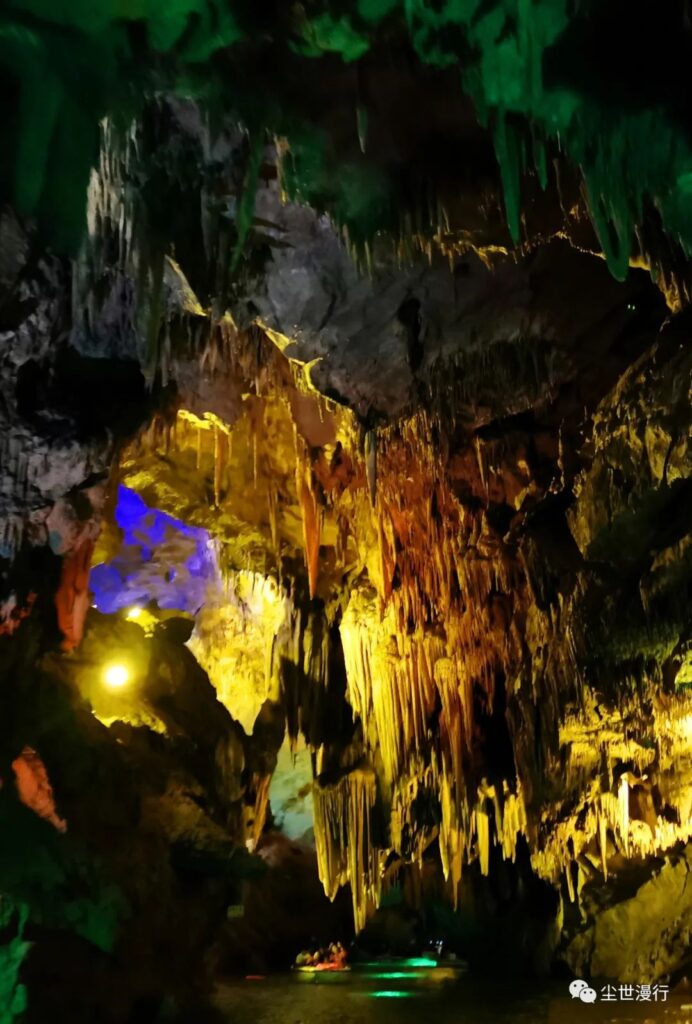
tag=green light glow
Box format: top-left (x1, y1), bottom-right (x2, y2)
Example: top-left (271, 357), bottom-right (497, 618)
top-left (367, 971), bottom-right (422, 979)
top-left (358, 957), bottom-right (439, 969)
top-left (369, 990), bottom-right (414, 999)
top-left (4, 3), bottom-right (689, 282)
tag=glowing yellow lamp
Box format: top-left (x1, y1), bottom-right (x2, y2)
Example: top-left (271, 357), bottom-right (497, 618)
top-left (103, 663), bottom-right (130, 690)
top-left (126, 607), bottom-right (143, 621)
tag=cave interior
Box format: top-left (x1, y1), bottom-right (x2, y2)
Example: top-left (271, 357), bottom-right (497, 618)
top-left (1, 2), bottom-right (692, 1021)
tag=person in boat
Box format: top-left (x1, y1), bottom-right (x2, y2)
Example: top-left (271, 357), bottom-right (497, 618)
top-left (295, 948), bottom-right (324, 967)
top-left (294, 942), bottom-right (348, 969)
top-left (329, 942), bottom-right (347, 968)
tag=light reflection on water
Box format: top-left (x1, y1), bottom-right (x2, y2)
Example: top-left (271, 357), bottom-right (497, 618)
top-left (214, 968), bottom-right (691, 1024)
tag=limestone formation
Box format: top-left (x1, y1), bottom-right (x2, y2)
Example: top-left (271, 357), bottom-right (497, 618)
top-left (0, 4), bottom-right (691, 1018)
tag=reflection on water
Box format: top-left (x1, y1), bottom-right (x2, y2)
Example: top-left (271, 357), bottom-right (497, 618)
top-left (214, 965), bottom-right (692, 1024)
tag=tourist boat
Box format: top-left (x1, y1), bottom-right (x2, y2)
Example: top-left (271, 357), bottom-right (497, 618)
top-left (292, 962), bottom-right (351, 974)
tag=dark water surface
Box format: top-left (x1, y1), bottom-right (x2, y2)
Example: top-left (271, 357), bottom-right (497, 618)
top-left (214, 967), bottom-right (692, 1024)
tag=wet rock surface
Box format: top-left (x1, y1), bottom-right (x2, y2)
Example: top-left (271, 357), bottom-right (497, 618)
top-left (566, 844), bottom-right (692, 983)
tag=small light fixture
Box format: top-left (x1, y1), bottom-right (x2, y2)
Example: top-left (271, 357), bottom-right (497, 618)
top-left (126, 606), bottom-right (143, 621)
top-left (103, 663), bottom-right (130, 690)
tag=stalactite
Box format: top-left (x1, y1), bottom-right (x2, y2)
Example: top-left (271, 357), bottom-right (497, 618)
top-left (117, 304), bottom-right (692, 941)
top-left (213, 426), bottom-right (221, 507)
top-left (438, 768), bottom-right (464, 905)
top-left (249, 774), bottom-right (271, 851)
top-left (377, 512), bottom-right (396, 605)
top-left (55, 537), bottom-right (97, 651)
top-left (230, 133), bottom-right (265, 273)
top-left (316, 401), bottom-right (564, 926)
top-left (365, 428), bottom-right (377, 506)
top-left (498, 784), bottom-right (528, 863)
top-left (267, 484), bottom-right (278, 555)
top-left (196, 424), bottom-right (203, 470)
top-left (356, 103), bottom-right (368, 155)
top-left (313, 768), bottom-right (381, 932)
top-left (475, 805), bottom-right (491, 876)
top-left (618, 776), bottom-right (630, 857)
top-left (295, 449), bottom-right (321, 600)
top-left (11, 748), bottom-right (67, 834)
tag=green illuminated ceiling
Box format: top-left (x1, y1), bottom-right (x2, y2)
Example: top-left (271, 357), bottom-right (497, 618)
top-left (2, 0), bottom-right (692, 277)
